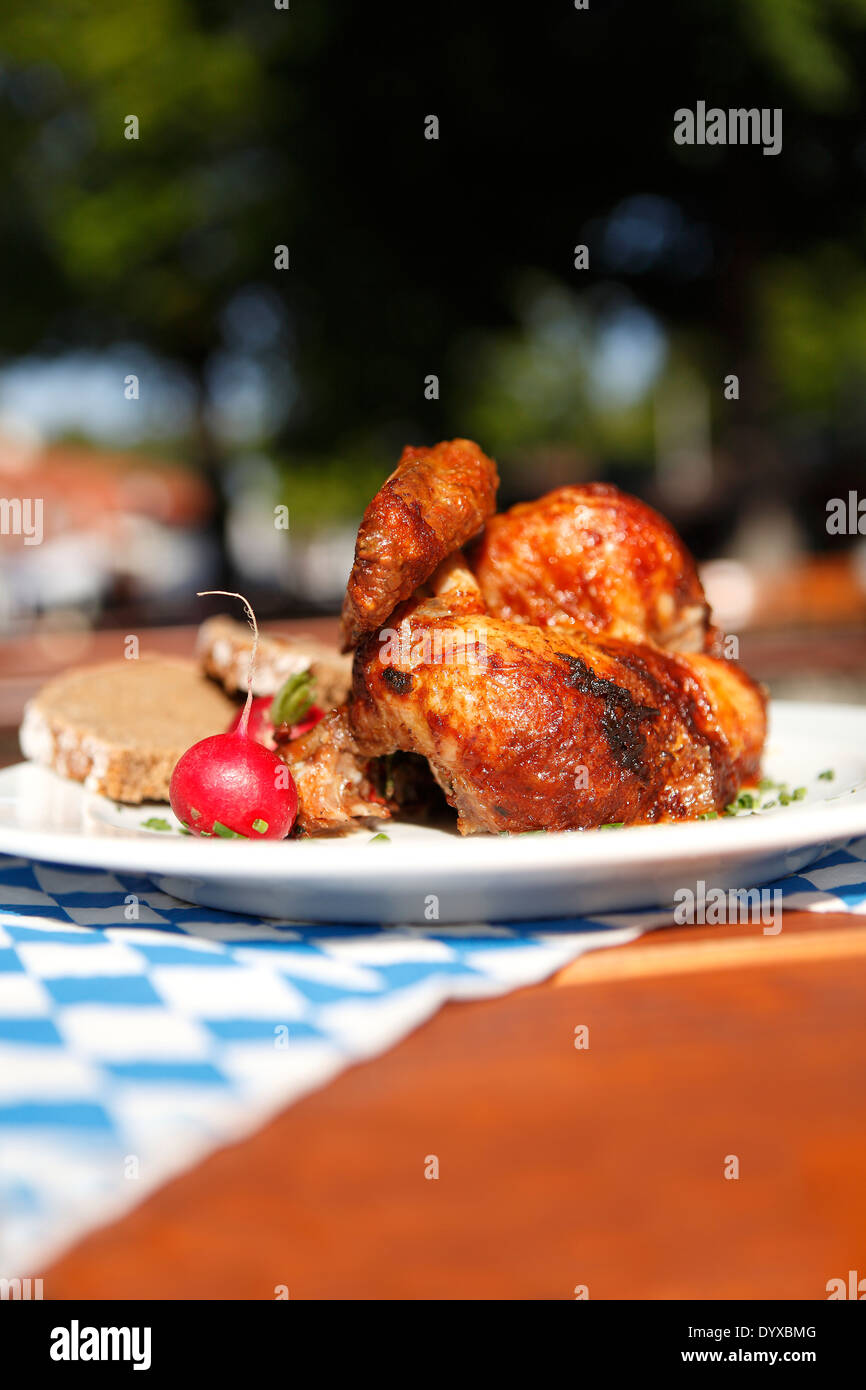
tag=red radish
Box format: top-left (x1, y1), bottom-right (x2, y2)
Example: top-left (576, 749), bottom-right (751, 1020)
top-left (170, 592), bottom-right (298, 840)
top-left (227, 695), bottom-right (274, 746)
top-left (225, 696), bottom-right (325, 746)
top-left (284, 704), bottom-right (324, 740)
top-left (170, 734), bottom-right (297, 840)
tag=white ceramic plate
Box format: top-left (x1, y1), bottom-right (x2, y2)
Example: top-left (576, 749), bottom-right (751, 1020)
top-left (0, 700), bottom-right (864, 923)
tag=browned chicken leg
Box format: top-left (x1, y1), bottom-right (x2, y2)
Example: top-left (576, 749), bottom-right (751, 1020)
top-left (347, 604), bottom-right (765, 834)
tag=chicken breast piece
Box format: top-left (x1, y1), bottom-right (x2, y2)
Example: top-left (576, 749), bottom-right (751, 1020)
top-left (471, 483), bottom-right (714, 651)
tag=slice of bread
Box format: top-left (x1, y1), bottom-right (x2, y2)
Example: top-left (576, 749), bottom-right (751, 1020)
top-left (19, 657), bottom-right (237, 804)
top-left (196, 615), bottom-right (351, 706)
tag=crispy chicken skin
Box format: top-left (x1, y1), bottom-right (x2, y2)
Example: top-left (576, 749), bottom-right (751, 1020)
top-left (347, 608), bottom-right (766, 834)
top-left (286, 555), bottom-right (486, 834)
top-left (470, 483), bottom-right (714, 652)
top-left (340, 438), bottom-right (499, 650)
top-left (283, 707), bottom-right (384, 835)
top-left (282, 440), bottom-right (766, 836)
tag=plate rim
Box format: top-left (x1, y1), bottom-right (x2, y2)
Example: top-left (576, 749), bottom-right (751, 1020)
top-left (0, 698), bottom-right (864, 882)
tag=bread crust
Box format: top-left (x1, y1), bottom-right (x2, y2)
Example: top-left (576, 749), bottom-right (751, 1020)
top-left (196, 615), bottom-right (351, 706)
top-left (19, 657), bottom-right (237, 804)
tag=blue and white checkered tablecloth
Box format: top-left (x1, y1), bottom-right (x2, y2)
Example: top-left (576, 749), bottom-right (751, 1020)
top-left (1, 839), bottom-right (865, 1277)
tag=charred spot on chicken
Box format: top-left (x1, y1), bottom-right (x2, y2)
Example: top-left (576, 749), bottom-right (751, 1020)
top-left (558, 652), bottom-right (660, 780)
top-left (382, 667), bottom-right (414, 694)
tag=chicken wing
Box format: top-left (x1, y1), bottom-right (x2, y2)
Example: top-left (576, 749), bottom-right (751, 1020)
top-left (340, 438), bottom-right (499, 649)
top-left (471, 483), bottom-right (714, 651)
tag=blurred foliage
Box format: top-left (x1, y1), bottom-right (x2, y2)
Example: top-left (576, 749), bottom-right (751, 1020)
top-left (759, 246), bottom-right (866, 410)
top-left (742, 0), bottom-right (866, 107)
top-left (457, 277), bottom-right (662, 471)
top-left (274, 453), bottom-right (390, 529)
top-left (0, 0), bottom-right (865, 546)
top-left (0, 0), bottom-right (270, 357)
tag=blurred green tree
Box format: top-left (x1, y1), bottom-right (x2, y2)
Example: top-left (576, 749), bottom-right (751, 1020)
top-left (1, 0), bottom-right (866, 551)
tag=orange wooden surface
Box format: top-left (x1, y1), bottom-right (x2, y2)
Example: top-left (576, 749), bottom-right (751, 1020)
top-left (35, 911), bottom-right (866, 1301)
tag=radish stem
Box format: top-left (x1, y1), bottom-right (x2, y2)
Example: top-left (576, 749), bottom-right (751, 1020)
top-left (198, 590), bottom-right (259, 738)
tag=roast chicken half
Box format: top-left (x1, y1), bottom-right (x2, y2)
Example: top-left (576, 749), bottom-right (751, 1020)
top-left (284, 438), bottom-right (766, 835)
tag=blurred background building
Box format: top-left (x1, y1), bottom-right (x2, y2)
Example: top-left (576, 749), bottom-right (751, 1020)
top-left (0, 0), bottom-right (864, 663)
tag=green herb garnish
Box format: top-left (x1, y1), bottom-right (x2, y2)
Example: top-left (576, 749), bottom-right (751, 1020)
top-left (699, 811), bottom-right (719, 820)
top-left (818, 769), bottom-right (835, 781)
top-left (368, 832), bottom-right (391, 843)
top-left (270, 670), bottom-right (316, 728)
top-left (252, 818), bottom-right (269, 834)
top-left (600, 822), bottom-right (624, 829)
top-left (212, 821), bottom-right (248, 839)
top-left (142, 816), bottom-right (172, 832)
top-left (792, 786), bottom-right (807, 801)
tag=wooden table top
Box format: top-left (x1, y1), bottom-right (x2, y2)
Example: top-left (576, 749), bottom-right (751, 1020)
top-left (37, 911), bottom-right (866, 1301)
top-left (1, 622), bottom-right (864, 1299)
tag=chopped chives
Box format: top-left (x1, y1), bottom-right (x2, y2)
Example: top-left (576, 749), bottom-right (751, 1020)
top-left (212, 821), bottom-right (248, 839)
